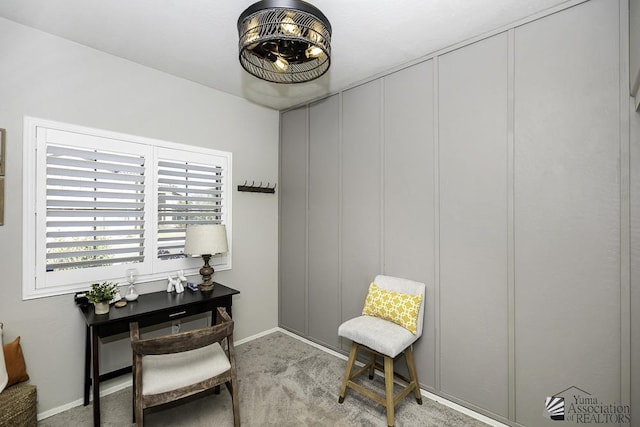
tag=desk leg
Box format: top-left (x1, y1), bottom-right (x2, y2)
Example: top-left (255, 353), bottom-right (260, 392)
top-left (84, 326), bottom-right (91, 406)
top-left (92, 329), bottom-right (101, 426)
top-left (212, 304), bottom-right (232, 324)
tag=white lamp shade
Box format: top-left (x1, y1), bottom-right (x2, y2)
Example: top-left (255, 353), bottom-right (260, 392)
top-left (184, 224), bottom-right (228, 256)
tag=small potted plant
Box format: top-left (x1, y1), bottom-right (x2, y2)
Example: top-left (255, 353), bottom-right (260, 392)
top-left (86, 282), bottom-right (118, 315)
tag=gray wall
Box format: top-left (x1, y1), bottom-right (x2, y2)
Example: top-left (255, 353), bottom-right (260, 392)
top-left (632, 0), bottom-right (639, 100)
top-left (513, 2), bottom-right (623, 423)
top-left (438, 32), bottom-right (509, 417)
top-left (632, 98), bottom-right (640, 427)
top-left (0, 17), bottom-right (279, 416)
top-left (279, 1), bottom-right (636, 425)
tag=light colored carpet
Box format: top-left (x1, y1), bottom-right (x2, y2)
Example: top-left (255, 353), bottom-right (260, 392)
top-left (39, 331), bottom-right (488, 426)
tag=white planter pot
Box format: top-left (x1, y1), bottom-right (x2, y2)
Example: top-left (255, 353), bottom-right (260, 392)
top-left (94, 302), bottom-right (110, 315)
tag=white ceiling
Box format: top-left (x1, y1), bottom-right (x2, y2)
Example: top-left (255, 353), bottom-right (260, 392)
top-left (0, 0), bottom-right (571, 110)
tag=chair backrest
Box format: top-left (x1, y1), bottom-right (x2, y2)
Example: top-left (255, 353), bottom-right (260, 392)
top-left (129, 307), bottom-right (240, 426)
top-left (373, 275), bottom-right (426, 338)
top-left (130, 307), bottom-right (234, 356)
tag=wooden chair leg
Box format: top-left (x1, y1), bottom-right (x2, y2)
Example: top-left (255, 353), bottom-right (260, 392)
top-left (368, 351), bottom-right (376, 379)
top-left (230, 376), bottom-right (240, 426)
top-left (338, 343), bottom-right (359, 403)
top-left (132, 375), bottom-right (136, 423)
top-left (134, 373), bottom-right (144, 426)
top-left (135, 399), bottom-right (144, 427)
top-left (405, 346), bottom-right (422, 404)
top-left (383, 356), bottom-right (395, 427)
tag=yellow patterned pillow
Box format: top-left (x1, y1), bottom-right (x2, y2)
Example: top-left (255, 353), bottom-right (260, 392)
top-left (362, 282), bottom-right (423, 334)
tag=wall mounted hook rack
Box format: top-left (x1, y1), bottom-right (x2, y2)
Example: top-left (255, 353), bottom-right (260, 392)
top-left (238, 180), bottom-right (276, 194)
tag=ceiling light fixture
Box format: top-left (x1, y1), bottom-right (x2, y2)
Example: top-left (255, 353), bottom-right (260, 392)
top-left (238, 0), bottom-right (332, 84)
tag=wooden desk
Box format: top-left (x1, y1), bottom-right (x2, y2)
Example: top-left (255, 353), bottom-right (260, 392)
top-left (79, 282), bottom-right (239, 426)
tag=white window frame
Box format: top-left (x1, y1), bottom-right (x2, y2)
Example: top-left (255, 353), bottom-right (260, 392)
top-left (22, 117), bottom-right (232, 299)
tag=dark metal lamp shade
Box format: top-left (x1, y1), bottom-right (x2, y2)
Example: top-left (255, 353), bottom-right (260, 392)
top-left (238, 0), bottom-right (332, 84)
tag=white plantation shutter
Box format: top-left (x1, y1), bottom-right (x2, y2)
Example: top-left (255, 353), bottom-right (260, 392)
top-left (46, 144), bottom-right (146, 271)
top-left (156, 152), bottom-right (226, 261)
top-left (24, 118), bottom-right (232, 299)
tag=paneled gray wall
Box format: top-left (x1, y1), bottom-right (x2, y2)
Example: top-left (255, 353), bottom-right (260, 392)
top-left (631, 100), bottom-right (640, 427)
top-left (280, 0), bottom-right (634, 425)
top-left (632, 0), bottom-right (640, 99)
top-left (308, 95), bottom-right (341, 348)
top-left (513, 1), bottom-right (622, 424)
top-left (279, 107), bottom-right (307, 335)
top-left (341, 81), bottom-right (382, 329)
top-left (438, 33), bottom-right (509, 417)
top-left (383, 60), bottom-right (436, 389)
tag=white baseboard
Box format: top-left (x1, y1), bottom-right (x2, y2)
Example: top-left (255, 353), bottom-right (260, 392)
top-left (38, 326), bottom-right (507, 427)
top-left (37, 377), bottom-right (132, 421)
top-left (235, 326), bottom-right (281, 345)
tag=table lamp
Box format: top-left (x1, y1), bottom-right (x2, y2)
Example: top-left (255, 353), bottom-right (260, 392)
top-left (184, 224), bottom-right (228, 292)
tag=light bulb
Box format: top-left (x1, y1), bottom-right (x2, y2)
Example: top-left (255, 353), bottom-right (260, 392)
top-left (305, 46), bottom-right (324, 58)
top-left (245, 18), bottom-right (260, 44)
top-left (307, 23), bottom-right (324, 44)
top-left (274, 56), bottom-right (289, 71)
top-left (280, 16), bottom-right (300, 36)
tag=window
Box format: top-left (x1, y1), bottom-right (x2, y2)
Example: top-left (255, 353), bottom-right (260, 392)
top-left (156, 150), bottom-right (226, 265)
top-left (23, 117), bottom-right (232, 299)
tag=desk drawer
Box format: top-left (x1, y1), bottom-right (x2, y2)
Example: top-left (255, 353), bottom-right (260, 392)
top-left (97, 304), bottom-right (216, 337)
top-left (95, 295), bottom-right (231, 338)
top-left (138, 304), bottom-right (211, 328)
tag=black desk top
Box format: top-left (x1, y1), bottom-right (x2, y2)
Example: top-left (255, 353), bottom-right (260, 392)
top-left (79, 282), bottom-right (240, 327)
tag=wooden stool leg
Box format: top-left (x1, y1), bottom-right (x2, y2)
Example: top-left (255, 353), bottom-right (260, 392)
top-left (338, 343), bottom-right (359, 403)
top-left (405, 346), bottom-right (423, 404)
top-left (384, 356), bottom-right (395, 427)
top-left (368, 351), bottom-right (376, 379)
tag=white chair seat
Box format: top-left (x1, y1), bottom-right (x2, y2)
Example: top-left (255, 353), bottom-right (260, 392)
top-left (338, 315), bottom-right (418, 358)
top-left (142, 342), bottom-right (230, 395)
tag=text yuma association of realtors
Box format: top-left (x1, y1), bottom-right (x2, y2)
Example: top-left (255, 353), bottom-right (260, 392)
top-left (566, 395), bottom-right (631, 424)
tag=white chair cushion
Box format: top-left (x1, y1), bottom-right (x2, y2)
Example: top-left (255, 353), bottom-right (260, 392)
top-left (142, 342), bottom-right (230, 396)
top-left (338, 315), bottom-right (419, 358)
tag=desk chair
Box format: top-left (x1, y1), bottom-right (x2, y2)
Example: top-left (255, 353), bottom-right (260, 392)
top-left (338, 275), bottom-right (426, 427)
top-left (129, 307), bottom-right (240, 426)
